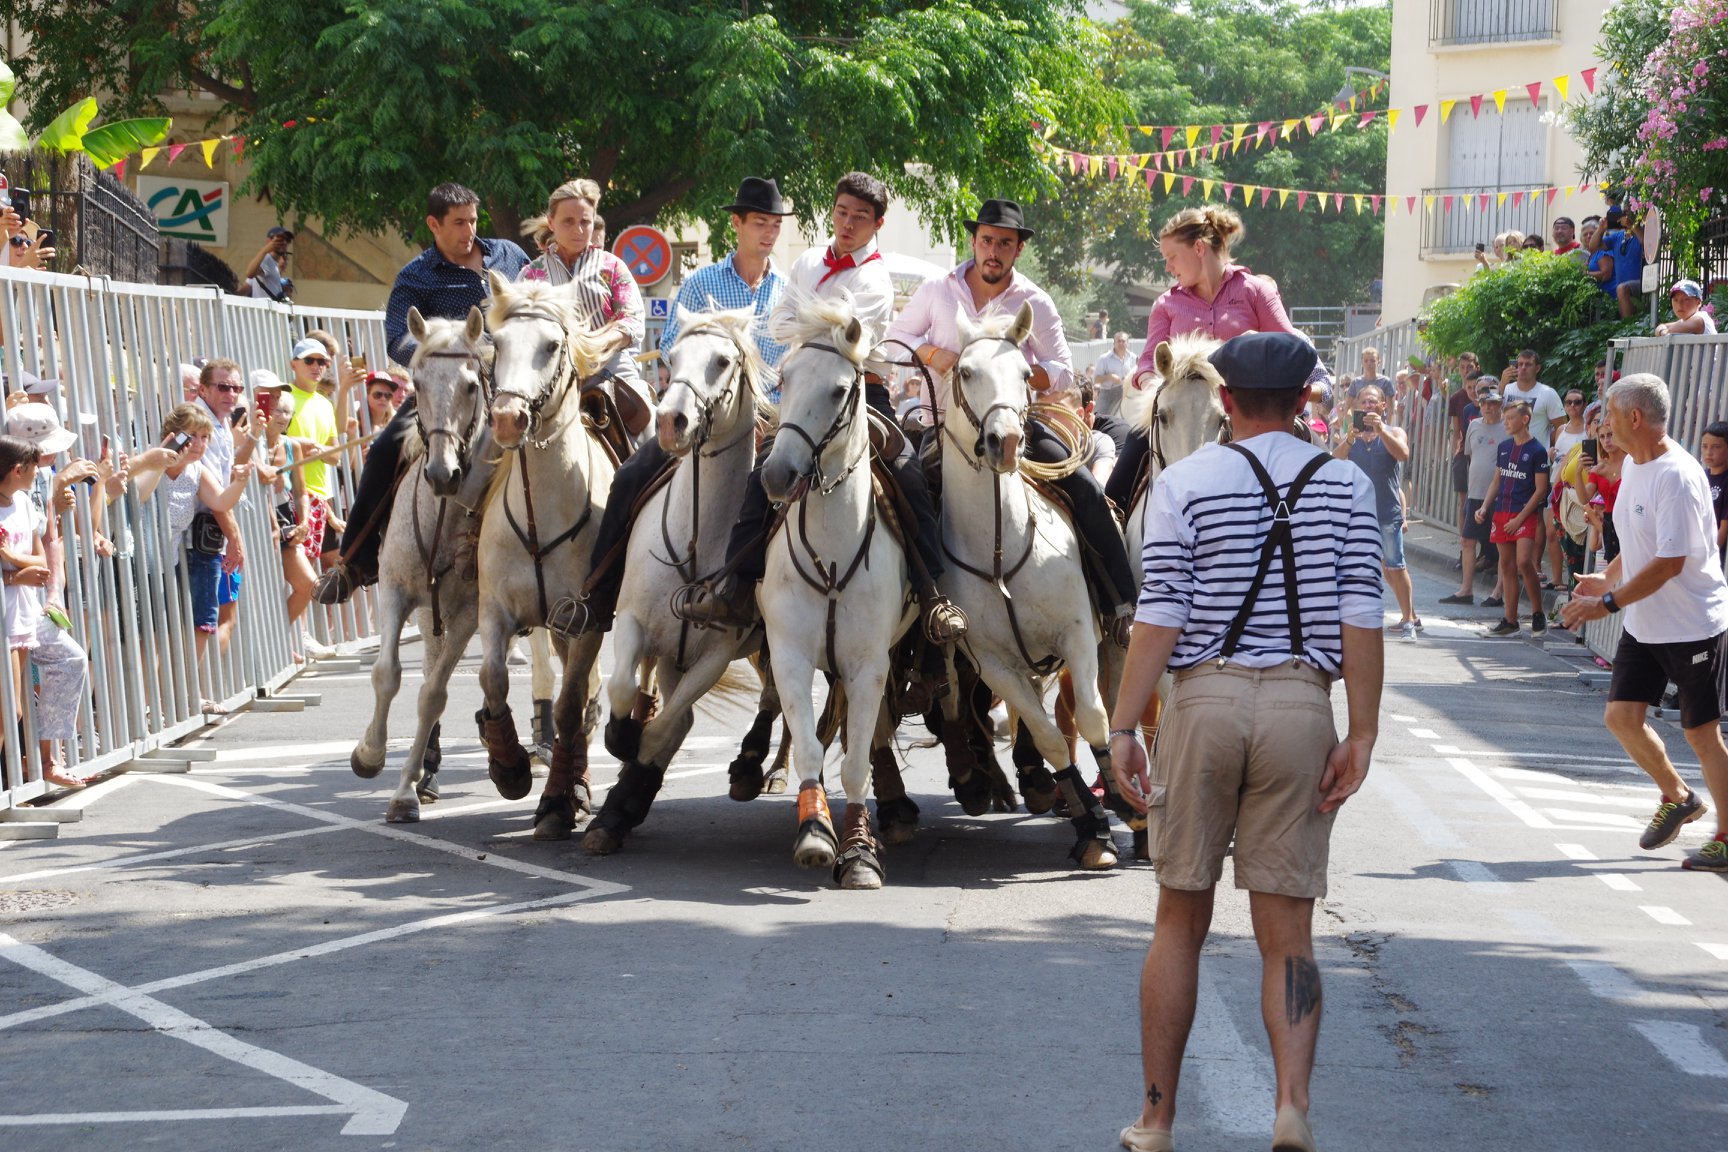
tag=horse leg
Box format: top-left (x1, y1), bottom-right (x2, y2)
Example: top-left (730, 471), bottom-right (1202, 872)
top-left (729, 709), bottom-right (777, 801)
top-left (976, 652), bottom-right (1117, 871)
top-left (529, 627), bottom-right (556, 762)
top-left (938, 666), bottom-right (997, 816)
top-left (537, 633), bottom-right (603, 841)
top-left (1014, 717), bottom-right (1057, 815)
top-left (477, 603), bottom-right (533, 801)
top-left (769, 643), bottom-right (835, 872)
top-left (603, 614), bottom-right (647, 764)
top-left (352, 587), bottom-right (404, 781)
top-left (388, 611), bottom-right (475, 823)
top-left (834, 660), bottom-right (891, 890)
top-left (870, 701), bottom-right (920, 846)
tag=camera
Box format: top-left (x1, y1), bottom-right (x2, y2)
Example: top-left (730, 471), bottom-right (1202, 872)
top-left (1351, 410), bottom-right (1367, 432)
top-left (167, 432), bottom-right (192, 453)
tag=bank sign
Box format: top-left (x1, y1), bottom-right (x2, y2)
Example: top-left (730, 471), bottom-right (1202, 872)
top-left (137, 176), bottom-right (230, 248)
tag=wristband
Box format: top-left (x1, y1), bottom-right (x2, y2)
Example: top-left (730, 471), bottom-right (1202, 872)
top-left (1108, 728), bottom-right (1139, 740)
top-left (1602, 590), bottom-right (1621, 613)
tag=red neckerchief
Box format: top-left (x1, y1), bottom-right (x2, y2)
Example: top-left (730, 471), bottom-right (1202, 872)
top-left (818, 246), bottom-right (882, 286)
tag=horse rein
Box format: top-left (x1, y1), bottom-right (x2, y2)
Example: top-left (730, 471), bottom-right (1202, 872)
top-left (414, 346), bottom-right (492, 475)
top-left (941, 333), bottom-right (1031, 473)
top-left (491, 308), bottom-right (577, 446)
top-left (774, 341), bottom-right (867, 496)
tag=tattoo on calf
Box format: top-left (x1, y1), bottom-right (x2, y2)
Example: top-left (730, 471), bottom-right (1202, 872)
top-left (1145, 1083), bottom-right (1163, 1106)
top-left (1285, 956), bottom-right (1322, 1027)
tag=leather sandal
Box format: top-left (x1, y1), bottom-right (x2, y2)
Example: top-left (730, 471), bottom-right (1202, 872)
top-left (1119, 1121), bottom-right (1174, 1152)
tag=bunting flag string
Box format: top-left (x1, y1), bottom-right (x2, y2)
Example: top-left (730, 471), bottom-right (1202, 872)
top-left (99, 118), bottom-right (324, 176)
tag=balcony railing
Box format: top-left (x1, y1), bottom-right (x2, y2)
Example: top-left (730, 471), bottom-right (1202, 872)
top-left (1430, 0), bottom-right (1558, 47)
top-left (1419, 185), bottom-right (1553, 258)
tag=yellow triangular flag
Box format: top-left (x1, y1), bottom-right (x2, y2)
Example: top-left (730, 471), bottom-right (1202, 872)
top-left (1088, 154), bottom-right (1102, 178)
top-left (1185, 125), bottom-right (1201, 149)
top-left (1493, 89), bottom-right (1507, 113)
top-left (1163, 172), bottom-right (1176, 193)
top-left (1424, 195), bottom-right (1435, 214)
top-left (1331, 113), bottom-right (1348, 131)
top-left (1231, 138), bottom-right (1244, 155)
top-left (200, 137), bottom-right (221, 167)
top-left (1388, 108), bottom-right (1401, 132)
top-left (1201, 179), bottom-right (1215, 199)
top-left (1353, 194), bottom-right (1364, 215)
top-left (1277, 188), bottom-right (1290, 208)
top-left (1564, 184), bottom-right (1576, 198)
top-left (1242, 184), bottom-right (1259, 204)
top-left (1348, 95), bottom-right (1358, 113)
top-left (1498, 192), bottom-right (1508, 207)
top-left (1440, 99), bottom-right (1457, 124)
top-left (140, 147), bottom-right (160, 168)
top-left (1553, 74), bottom-right (1570, 102)
top-left (1232, 123), bottom-right (1248, 146)
top-left (1282, 119), bottom-right (1298, 140)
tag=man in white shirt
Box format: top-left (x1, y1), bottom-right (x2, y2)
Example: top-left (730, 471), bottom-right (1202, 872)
top-left (1562, 374), bottom-right (1728, 872)
top-left (1501, 349), bottom-right (1566, 446)
top-left (888, 199), bottom-right (1137, 645)
top-left (1092, 331), bottom-right (1133, 419)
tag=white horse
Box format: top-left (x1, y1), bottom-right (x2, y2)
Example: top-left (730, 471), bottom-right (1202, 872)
top-left (579, 305), bottom-right (775, 854)
top-left (758, 293), bottom-right (917, 890)
top-left (349, 306), bottom-right (493, 823)
top-left (936, 303), bottom-right (1119, 870)
top-left (476, 271), bottom-right (628, 838)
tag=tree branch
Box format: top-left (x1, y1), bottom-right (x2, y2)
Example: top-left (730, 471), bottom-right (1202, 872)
top-left (588, 140), bottom-right (621, 189)
top-left (186, 64), bottom-right (254, 110)
top-left (605, 177), bottom-right (700, 228)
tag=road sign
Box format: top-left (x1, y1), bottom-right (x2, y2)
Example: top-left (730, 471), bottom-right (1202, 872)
top-left (138, 175), bottom-right (231, 247)
top-left (613, 225), bottom-right (673, 287)
top-left (646, 297), bottom-right (671, 320)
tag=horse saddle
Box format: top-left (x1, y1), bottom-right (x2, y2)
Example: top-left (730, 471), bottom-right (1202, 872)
top-left (579, 379), bottom-right (650, 466)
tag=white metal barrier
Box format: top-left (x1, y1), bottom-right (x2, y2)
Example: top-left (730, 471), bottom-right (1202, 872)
top-left (0, 266), bottom-right (388, 811)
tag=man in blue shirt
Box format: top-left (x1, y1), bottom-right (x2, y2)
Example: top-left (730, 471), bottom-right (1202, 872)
top-left (1589, 206), bottom-right (1646, 320)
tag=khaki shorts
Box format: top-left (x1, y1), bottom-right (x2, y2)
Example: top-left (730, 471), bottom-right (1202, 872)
top-left (1148, 662), bottom-right (1339, 898)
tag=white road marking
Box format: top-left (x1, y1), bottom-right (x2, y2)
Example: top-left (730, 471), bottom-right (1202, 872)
top-left (0, 1106), bottom-right (352, 1126)
top-left (1445, 859), bottom-right (1507, 891)
top-left (1640, 905), bottom-right (1693, 926)
top-left (1447, 757), bottom-right (1553, 829)
top-left (1388, 713), bottom-right (1418, 722)
top-left (1562, 959), bottom-right (1649, 1005)
top-left (1431, 748), bottom-right (1694, 770)
top-left (1555, 843), bottom-right (1597, 860)
top-left (0, 935), bottom-right (409, 1134)
top-left (1632, 1020), bottom-right (1728, 1078)
top-left (1594, 873), bottom-right (1642, 892)
top-left (1190, 967), bottom-right (1273, 1136)
top-left (1369, 771), bottom-right (1466, 851)
top-left (1541, 809), bottom-right (1643, 829)
top-left (1407, 727), bottom-right (1440, 740)
top-left (0, 823), bottom-right (346, 885)
top-left (1695, 943), bottom-right (1728, 961)
top-left (1516, 787), bottom-right (1658, 810)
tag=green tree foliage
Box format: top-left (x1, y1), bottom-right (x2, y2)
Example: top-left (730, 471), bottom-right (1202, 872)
top-left (1563, 0), bottom-right (1673, 194)
top-left (1421, 255), bottom-right (1647, 391)
top-left (1033, 0), bottom-right (1390, 315)
top-left (4, 0), bottom-right (1123, 246)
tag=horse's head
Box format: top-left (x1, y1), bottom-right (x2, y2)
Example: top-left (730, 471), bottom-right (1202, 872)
top-left (1120, 333), bottom-right (1228, 471)
top-left (486, 270), bottom-right (627, 448)
top-left (762, 290), bottom-right (870, 501)
top-left (952, 301), bottom-right (1036, 473)
top-left (406, 304), bottom-right (489, 496)
top-left (658, 304), bottom-right (767, 457)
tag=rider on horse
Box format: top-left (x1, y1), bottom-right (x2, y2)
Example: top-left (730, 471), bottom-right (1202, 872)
top-left (887, 199), bottom-right (1139, 648)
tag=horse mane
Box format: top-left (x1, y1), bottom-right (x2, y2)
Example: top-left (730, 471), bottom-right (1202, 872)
top-left (486, 277), bottom-right (623, 381)
top-left (964, 309), bottom-right (1021, 342)
top-left (676, 305), bottom-right (777, 422)
top-left (770, 284), bottom-right (868, 365)
top-left (1120, 332), bottom-right (1223, 433)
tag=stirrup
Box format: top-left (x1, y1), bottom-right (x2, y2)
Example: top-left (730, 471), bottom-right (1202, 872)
top-left (1107, 611), bottom-right (1134, 649)
top-left (921, 596), bottom-right (969, 645)
top-left (546, 595), bottom-right (599, 639)
top-left (670, 579), bottom-right (755, 629)
top-left (314, 563), bottom-right (367, 606)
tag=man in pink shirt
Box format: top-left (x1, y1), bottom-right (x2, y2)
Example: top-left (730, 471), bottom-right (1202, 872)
top-left (888, 199), bottom-right (1137, 645)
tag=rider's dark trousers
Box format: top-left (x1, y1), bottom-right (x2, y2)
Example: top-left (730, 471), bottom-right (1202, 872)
top-left (1026, 420), bottom-right (1139, 611)
top-left (585, 437), bottom-right (671, 620)
top-left (1103, 428), bottom-right (1148, 511)
top-left (337, 399), bottom-right (416, 575)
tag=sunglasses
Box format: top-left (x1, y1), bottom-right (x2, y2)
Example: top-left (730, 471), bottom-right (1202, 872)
top-left (212, 383), bottom-right (245, 395)
top-left (301, 357), bottom-right (330, 367)
top-left (369, 390), bottom-right (394, 401)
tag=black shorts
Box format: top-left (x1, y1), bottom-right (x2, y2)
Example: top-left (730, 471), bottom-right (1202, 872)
top-left (1608, 629), bottom-right (1726, 730)
top-left (1451, 452), bottom-right (1469, 494)
top-left (1463, 498), bottom-right (1491, 543)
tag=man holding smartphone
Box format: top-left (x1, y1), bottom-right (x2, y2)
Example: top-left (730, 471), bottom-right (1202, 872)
top-left (1337, 383), bottom-right (1416, 640)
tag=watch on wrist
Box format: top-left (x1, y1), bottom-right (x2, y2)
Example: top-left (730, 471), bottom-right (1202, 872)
top-left (1602, 591), bottom-right (1621, 613)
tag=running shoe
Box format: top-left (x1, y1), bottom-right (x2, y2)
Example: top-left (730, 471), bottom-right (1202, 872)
top-left (1640, 789), bottom-right (1706, 851)
top-left (1482, 595), bottom-right (1504, 608)
top-left (1531, 612), bottom-right (1547, 635)
top-left (1399, 622), bottom-right (1418, 642)
top-left (1682, 836), bottom-right (1728, 872)
top-left (1487, 620), bottom-right (1520, 637)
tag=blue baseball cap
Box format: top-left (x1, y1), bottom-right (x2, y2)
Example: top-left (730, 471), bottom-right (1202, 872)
top-left (1207, 332), bottom-right (1319, 391)
top-left (1671, 279), bottom-right (1704, 300)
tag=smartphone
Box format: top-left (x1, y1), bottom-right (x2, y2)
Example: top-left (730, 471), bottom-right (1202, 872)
top-left (350, 353), bottom-right (367, 373)
top-left (1582, 437), bottom-right (1598, 459)
top-left (1351, 410), bottom-right (1367, 431)
top-left (12, 189), bottom-right (32, 223)
top-left (34, 228), bottom-right (53, 249)
top-left (167, 432), bottom-right (191, 453)
top-left (1475, 241), bottom-right (1486, 253)
top-left (255, 389), bottom-right (275, 423)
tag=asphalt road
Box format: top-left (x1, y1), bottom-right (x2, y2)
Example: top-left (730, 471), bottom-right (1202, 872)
top-left (1, 550), bottom-right (1725, 1151)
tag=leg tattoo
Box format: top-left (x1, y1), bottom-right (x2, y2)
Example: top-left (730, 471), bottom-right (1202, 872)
top-left (1145, 1083), bottom-right (1163, 1106)
top-left (1285, 956), bottom-right (1322, 1027)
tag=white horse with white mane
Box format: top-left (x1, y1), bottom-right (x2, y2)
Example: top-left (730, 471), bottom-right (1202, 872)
top-left (579, 305), bottom-right (776, 854)
top-left (758, 293), bottom-right (917, 890)
top-left (936, 303), bottom-right (1120, 870)
top-left (476, 271), bottom-right (628, 838)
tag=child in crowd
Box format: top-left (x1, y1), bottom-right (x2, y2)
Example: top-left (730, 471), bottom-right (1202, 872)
top-left (0, 434), bottom-right (90, 788)
top-left (1702, 420), bottom-right (1728, 566)
top-left (1476, 399), bottom-right (1550, 637)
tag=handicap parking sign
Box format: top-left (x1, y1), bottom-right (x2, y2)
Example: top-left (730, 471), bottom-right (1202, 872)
top-left (647, 297), bottom-right (670, 320)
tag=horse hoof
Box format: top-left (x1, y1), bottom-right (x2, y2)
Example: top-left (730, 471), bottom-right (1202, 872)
top-left (950, 772), bottom-right (993, 818)
top-left (876, 797), bottom-right (920, 846)
top-left (1073, 838), bottom-right (1119, 871)
top-left (763, 769), bottom-right (789, 795)
top-left (489, 753), bottom-right (533, 801)
top-left (1132, 826), bottom-right (1150, 862)
top-left (836, 853), bottom-right (885, 890)
top-left (581, 825), bottom-right (625, 855)
top-left (603, 716), bottom-right (642, 763)
top-left (385, 798), bottom-right (420, 824)
top-left (1019, 767), bottom-right (1058, 815)
top-left (793, 818), bottom-right (838, 870)
top-left (729, 770), bottom-right (764, 802)
top-left (534, 795), bottom-right (576, 841)
top-left (350, 748), bottom-right (384, 779)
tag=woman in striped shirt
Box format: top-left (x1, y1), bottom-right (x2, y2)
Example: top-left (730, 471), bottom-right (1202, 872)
top-left (519, 179), bottom-right (652, 427)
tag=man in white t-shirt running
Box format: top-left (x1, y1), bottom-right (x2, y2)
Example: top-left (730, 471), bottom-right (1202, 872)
top-left (1562, 374), bottom-right (1728, 872)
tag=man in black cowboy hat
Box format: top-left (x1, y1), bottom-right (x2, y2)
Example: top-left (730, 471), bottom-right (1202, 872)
top-left (555, 175), bottom-right (793, 639)
top-left (887, 198), bottom-right (1140, 646)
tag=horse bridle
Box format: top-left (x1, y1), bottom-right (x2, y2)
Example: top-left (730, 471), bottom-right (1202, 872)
top-left (1145, 377), bottom-right (1232, 476)
top-left (664, 327), bottom-right (751, 460)
top-left (774, 341), bottom-right (867, 496)
top-left (492, 309), bottom-right (576, 443)
top-left (414, 346), bottom-right (492, 473)
top-left (941, 333), bottom-right (1031, 472)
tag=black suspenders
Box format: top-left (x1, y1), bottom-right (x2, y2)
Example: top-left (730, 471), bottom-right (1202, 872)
top-left (1218, 443), bottom-right (1332, 664)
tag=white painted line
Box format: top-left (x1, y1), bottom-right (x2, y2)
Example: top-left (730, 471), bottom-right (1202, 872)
top-left (43, 774), bottom-right (136, 809)
top-left (1389, 713), bottom-right (1418, 722)
top-left (1517, 787), bottom-right (1656, 810)
top-left (0, 1106), bottom-right (351, 1126)
top-left (1641, 905), bottom-right (1693, 926)
top-left (0, 823), bottom-right (346, 885)
top-left (1408, 727), bottom-right (1440, 740)
top-left (1633, 1020), bottom-right (1728, 1078)
top-left (1448, 757), bottom-right (1553, 829)
top-left (1563, 959), bottom-right (1648, 1004)
top-left (1540, 809), bottom-right (1642, 830)
top-left (1494, 767), bottom-right (1650, 790)
top-left (1191, 966), bottom-right (1272, 1136)
top-left (0, 887), bottom-right (613, 1033)
top-left (1445, 860), bottom-right (1508, 891)
top-left (0, 935), bottom-right (409, 1134)
top-left (1366, 771), bottom-right (1465, 851)
top-left (1696, 942), bottom-right (1728, 961)
top-left (1431, 748), bottom-right (1696, 770)
top-left (1556, 843), bottom-right (1598, 860)
top-left (1595, 872), bottom-right (1642, 892)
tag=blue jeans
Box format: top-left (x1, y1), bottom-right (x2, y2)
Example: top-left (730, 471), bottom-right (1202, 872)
top-left (185, 547), bottom-right (222, 632)
top-left (1379, 520), bottom-right (1407, 571)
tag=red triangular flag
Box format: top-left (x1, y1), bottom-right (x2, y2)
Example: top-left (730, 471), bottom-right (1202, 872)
top-left (1358, 110), bottom-right (1377, 129)
top-left (1525, 81), bottom-right (1543, 107)
top-left (1415, 104), bottom-right (1429, 127)
top-left (1257, 120), bottom-right (1274, 142)
top-left (1306, 114), bottom-right (1323, 135)
top-left (1546, 187), bottom-right (1560, 206)
top-left (1581, 67), bottom-right (1598, 94)
top-left (1470, 94), bottom-right (1484, 118)
top-left (1443, 195), bottom-right (1455, 211)
top-left (1106, 156), bottom-right (1119, 181)
top-left (1144, 168), bottom-right (1157, 191)
top-left (1223, 182), bottom-right (1236, 201)
top-left (232, 137), bottom-right (245, 160)
top-left (112, 159), bottom-right (126, 179)
top-left (1298, 191), bottom-right (1310, 210)
top-left (282, 119), bottom-right (297, 129)
top-left (1406, 196), bottom-right (1417, 215)
top-left (1334, 192), bottom-right (1345, 212)
top-left (167, 143), bottom-right (186, 163)
top-left (1512, 190), bottom-right (1525, 207)
top-left (1161, 126), bottom-right (1176, 149)
top-left (1260, 187), bottom-right (1272, 207)
top-left (1371, 196), bottom-right (1383, 216)
top-left (1181, 176), bottom-right (1195, 196)
top-left (1210, 124), bottom-right (1224, 146)
top-left (1478, 193), bottom-right (1490, 211)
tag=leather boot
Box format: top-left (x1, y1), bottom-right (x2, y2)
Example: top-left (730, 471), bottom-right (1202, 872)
top-left (313, 561), bottom-right (376, 606)
top-left (672, 574), bottom-right (757, 629)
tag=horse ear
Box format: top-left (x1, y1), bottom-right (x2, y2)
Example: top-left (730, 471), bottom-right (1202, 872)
top-left (1154, 340), bottom-right (1174, 379)
top-left (407, 306), bottom-right (428, 344)
top-left (487, 268), bottom-right (511, 300)
top-left (1007, 301), bottom-right (1036, 346)
top-left (843, 316), bottom-right (863, 354)
top-left (954, 304), bottom-right (977, 346)
top-left (465, 305), bottom-right (485, 345)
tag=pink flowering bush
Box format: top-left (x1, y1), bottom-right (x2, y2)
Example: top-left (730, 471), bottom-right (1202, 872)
top-left (1626, 0), bottom-right (1728, 270)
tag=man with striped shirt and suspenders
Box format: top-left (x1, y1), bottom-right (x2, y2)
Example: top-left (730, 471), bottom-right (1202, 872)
top-left (1109, 333), bottom-right (1384, 1152)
